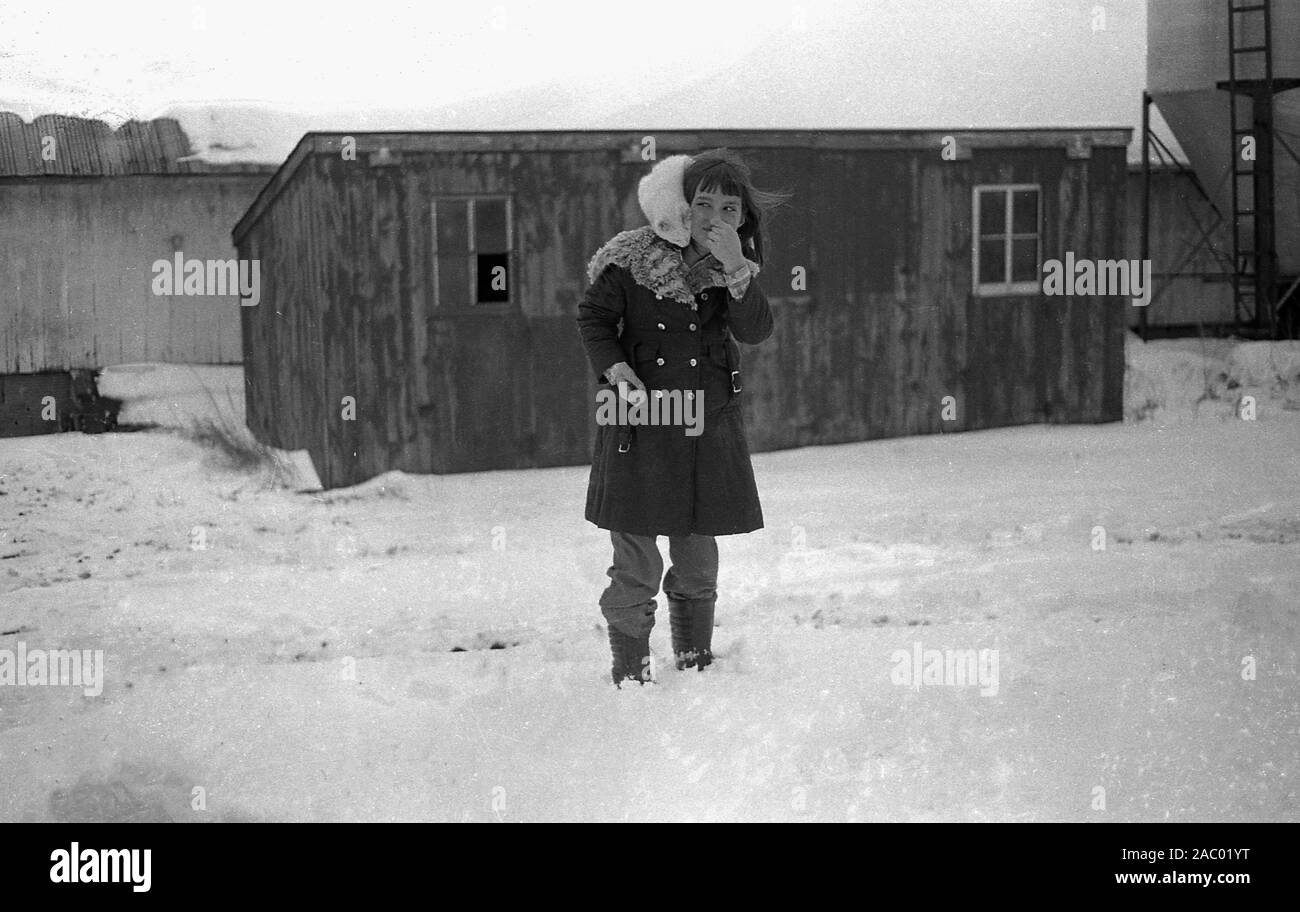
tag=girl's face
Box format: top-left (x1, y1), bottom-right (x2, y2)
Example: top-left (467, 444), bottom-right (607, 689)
top-left (688, 186), bottom-right (745, 252)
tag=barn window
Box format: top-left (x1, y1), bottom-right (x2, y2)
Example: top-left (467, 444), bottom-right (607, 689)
top-left (972, 185), bottom-right (1040, 296)
top-left (431, 196), bottom-right (514, 309)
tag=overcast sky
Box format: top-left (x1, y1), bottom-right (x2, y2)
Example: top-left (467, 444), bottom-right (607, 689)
top-left (0, 0), bottom-right (1153, 158)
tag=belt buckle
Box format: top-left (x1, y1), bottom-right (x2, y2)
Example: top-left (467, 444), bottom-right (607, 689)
top-left (730, 370), bottom-right (742, 394)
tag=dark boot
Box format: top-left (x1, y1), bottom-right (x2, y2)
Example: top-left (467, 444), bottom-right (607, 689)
top-left (602, 601), bottom-right (656, 686)
top-left (668, 595), bottom-right (716, 671)
top-left (668, 599), bottom-right (695, 669)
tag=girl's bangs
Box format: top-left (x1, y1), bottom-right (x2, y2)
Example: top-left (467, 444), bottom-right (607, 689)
top-left (693, 169), bottom-right (747, 202)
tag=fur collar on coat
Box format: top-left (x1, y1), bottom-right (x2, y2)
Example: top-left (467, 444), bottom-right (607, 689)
top-left (585, 154), bottom-right (761, 310)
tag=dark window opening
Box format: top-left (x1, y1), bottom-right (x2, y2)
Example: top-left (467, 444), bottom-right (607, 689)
top-left (431, 196), bottom-right (513, 308)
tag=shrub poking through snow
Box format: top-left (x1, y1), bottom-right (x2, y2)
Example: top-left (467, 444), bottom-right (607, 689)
top-left (179, 380), bottom-right (295, 486)
top-left (183, 413), bottom-right (297, 488)
top-left (96, 363), bottom-right (321, 490)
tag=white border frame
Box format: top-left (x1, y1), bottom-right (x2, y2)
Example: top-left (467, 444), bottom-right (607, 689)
top-left (972, 183), bottom-right (1042, 296)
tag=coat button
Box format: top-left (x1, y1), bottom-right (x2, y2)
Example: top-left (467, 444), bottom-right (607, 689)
top-left (689, 323), bottom-right (697, 331)
top-left (689, 358), bottom-right (697, 367)
top-left (657, 322), bottom-right (666, 330)
top-left (656, 357), bottom-right (665, 366)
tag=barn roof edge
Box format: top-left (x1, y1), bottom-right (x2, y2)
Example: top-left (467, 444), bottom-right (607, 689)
top-left (231, 127), bottom-right (1134, 246)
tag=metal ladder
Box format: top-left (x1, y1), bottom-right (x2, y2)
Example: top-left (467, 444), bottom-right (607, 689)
top-left (1223, 0), bottom-right (1300, 337)
top-left (1226, 1), bottom-right (1268, 330)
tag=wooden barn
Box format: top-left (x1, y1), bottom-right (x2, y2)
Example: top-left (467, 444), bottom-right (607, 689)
top-left (0, 112), bottom-right (274, 435)
top-left (233, 128), bottom-right (1132, 489)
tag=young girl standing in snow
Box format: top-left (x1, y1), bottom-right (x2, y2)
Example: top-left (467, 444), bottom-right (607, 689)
top-left (577, 148), bottom-right (787, 686)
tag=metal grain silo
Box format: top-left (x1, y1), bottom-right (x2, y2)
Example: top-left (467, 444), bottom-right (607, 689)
top-left (1148, 0), bottom-right (1300, 333)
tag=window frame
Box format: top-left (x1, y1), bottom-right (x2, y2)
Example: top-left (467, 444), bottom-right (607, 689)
top-left (430, 194), bottom-right (517, 314)
top-left (971, 183), bottom-right (1042, 297)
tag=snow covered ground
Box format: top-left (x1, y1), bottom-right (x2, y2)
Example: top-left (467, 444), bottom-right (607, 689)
top-left (1, 333), bottom-right (1297, 822)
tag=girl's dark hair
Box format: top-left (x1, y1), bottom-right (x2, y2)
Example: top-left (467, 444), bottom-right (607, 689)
top-left (682, 148), bottom-right (792, 266)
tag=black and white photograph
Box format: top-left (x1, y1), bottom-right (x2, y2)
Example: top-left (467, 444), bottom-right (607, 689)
top-left (0, 0), bottom-right (1297, 848)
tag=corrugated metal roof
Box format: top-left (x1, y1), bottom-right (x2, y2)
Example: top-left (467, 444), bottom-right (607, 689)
top-left (0, 112), bottom-right (276, 176)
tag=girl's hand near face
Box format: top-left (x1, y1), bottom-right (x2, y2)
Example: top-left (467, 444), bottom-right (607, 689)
top-left (704, 223), bottom-right (745, 273)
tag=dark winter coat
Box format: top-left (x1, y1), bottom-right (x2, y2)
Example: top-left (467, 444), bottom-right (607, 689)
top-left (577, 226), bottom-right (773, 536)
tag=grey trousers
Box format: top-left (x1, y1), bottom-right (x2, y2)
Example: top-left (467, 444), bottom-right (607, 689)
top-left (599, 531), bottom-right (718, 634)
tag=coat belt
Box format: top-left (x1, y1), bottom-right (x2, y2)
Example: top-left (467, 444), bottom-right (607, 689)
top-left (612, 338), bottom-right (742, 455)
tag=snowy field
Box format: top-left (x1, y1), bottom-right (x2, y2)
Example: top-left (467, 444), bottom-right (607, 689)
top-left (1, 332), bottom-right (1298, 822)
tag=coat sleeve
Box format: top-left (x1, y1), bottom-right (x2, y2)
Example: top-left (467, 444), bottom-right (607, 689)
top-left (576, 263), bottom-right (630, 381)
top-left (725, 272), bottom-right (774, 344)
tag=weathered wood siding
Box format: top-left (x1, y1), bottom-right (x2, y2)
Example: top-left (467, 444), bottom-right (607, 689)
top-left (738, 144), bottom-right (1127, 450)
top-left (237, 133), bottom-right (1130, 489)
top-left (0, 174), bottom-right (269, 372)
top-left (239, 144), bottom-right (633, 485)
